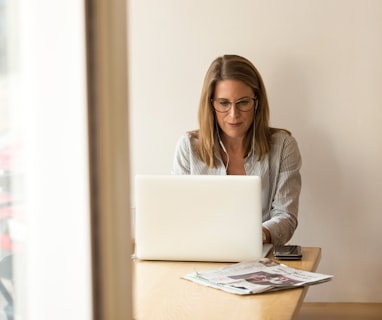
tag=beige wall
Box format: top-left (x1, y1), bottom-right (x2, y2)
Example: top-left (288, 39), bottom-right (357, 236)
top-left (128, 0), bottom-right (382, 302)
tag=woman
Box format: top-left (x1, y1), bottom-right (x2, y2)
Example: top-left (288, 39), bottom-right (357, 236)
top-left (172, 54), bottom-right (302, 245)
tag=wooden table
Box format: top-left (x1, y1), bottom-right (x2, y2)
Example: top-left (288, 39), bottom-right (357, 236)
top-left (133, 247), bottom-right (321, 320)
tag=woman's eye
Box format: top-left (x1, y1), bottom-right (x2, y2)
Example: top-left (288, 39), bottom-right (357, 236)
top-left (237, 99), bottom-right (250, 107)
top-left (218, 100), bottom-right (230, 107)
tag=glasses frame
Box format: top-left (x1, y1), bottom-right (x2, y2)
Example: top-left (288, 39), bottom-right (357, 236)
top-left (211, 97), bottom-right (258, 113)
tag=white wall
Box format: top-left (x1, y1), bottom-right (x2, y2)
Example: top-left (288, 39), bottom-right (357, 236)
top-left (128, 0), bottom-right (382, 302)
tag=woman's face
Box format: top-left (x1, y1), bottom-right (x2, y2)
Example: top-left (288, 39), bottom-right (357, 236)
top-left (213, 79), bottom-right (256, 143)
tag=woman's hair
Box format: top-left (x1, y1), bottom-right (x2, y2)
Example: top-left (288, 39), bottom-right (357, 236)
top-left (191, 54), bottom-right (288, 168)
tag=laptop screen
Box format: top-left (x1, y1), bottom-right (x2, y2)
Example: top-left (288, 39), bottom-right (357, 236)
top-left (134, 175), bottom-right (264, 262)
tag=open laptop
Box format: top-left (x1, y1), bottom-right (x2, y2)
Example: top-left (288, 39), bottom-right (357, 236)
top-left (134, 175), bottom-right (272, 262)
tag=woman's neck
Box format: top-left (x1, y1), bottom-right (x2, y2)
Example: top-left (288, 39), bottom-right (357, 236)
top-left (219, 136), bottom-right (246, 175)
top-left (221, 136), bottom-right (246, 155)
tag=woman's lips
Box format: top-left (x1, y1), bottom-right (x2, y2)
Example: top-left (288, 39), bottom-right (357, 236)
top-left (227, 122), bottom-right (242, 127)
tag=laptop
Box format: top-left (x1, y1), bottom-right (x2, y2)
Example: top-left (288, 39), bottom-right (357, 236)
top-left (134, 174), bottom-right (272, 262)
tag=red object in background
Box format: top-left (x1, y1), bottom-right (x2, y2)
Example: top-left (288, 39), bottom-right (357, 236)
top-left (0, 134), bottom-right (25, 254)
top-left (0, 233), bottom-right (12, 251)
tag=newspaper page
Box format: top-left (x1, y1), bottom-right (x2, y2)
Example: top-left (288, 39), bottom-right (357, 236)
top-left (182, 258), bottom-right (333, 295)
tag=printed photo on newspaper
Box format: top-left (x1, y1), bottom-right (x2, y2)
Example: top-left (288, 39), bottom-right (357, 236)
top-left (182, 258), bottom-right (333, 295)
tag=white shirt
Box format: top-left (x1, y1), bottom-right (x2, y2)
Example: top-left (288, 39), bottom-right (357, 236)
top-left (171, 130), bottom-right (302, 245)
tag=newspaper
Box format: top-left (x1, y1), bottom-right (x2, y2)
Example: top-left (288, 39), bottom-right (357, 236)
top-left (182, 258), bottom-right (333, 295)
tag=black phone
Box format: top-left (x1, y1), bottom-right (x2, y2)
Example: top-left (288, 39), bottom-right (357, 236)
top-left (273, 245), bottom-right (302, 260)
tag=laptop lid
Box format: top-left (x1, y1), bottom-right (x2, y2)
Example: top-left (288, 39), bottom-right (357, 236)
top-left (134, 174), bottom-right (268, 262)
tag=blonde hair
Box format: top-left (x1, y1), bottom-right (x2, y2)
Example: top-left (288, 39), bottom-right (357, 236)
top-left (190, 54), bottom-right (288, 168)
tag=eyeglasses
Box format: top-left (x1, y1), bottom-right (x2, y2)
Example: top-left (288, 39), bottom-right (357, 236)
top-left (211, 97), bottom-right (257, 113)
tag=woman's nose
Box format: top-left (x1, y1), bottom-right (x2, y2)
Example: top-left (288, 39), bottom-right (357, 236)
top-left (228, 103), bottom-right (240, 117)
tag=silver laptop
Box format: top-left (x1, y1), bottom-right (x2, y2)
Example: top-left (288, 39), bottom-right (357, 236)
top-left (134, 174), bottom-right (272, 262)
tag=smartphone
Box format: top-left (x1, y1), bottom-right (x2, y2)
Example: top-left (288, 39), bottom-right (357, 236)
top-left (273, 245), bottom-right (302, 260)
